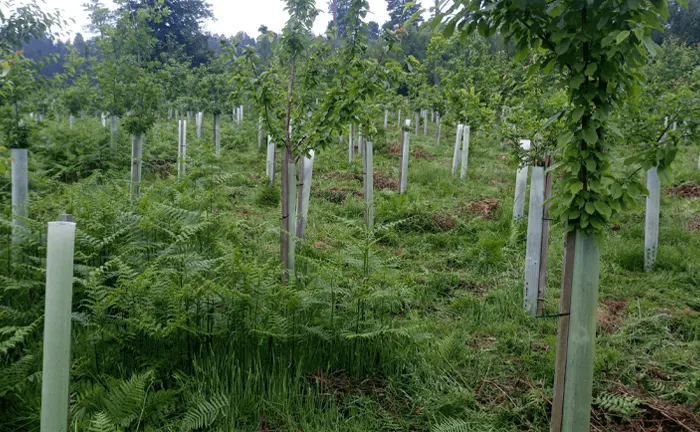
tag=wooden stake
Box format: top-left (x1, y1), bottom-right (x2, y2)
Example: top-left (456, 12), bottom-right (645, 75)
top-left (551, 231), bottom-right (576, 432)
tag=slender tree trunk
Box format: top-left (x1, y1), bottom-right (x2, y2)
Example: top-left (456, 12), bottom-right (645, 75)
top-left (552, 27), bottom-right (601, 429)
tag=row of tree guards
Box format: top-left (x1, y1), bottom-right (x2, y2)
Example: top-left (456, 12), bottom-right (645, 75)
top-left (9, 107), bottom-right (692, 431)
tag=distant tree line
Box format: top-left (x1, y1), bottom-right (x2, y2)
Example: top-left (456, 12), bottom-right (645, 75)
top-left (21, 0), bottom-right (700, 78)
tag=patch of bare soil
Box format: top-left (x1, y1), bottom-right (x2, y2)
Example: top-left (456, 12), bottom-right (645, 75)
top-left (389, 142), bottom-right (402, 155)
top-left (328, 172), bottom-right (362, 182)
top-left (597, 299), bottom-right (628, 333)
top-left (497, 154), bottom-right (509, 161)
top-left (374, 171), bottom-right (399, 191)
top-left (431, 213), bottom-right (456, 230)
top-left (668, 182), bottom-right (700, 198)
top-left (315, 186), bottom-right (362, 203)
top-left (235, 210), bottom-right (249, 217)
top-left (306, 369), bottom-right (412, 416)
top-left (491, 179), bottom-right (508, 185)
top-left (449, 280), bottom-right (490, 297)
top-left (687, 214), bottom-right (700, 232)
top-left (313, 240), bottom-right (331, 249)
top-left (467, 199), bottom-right (500, 219)
top-left (412, 146), bottom-right (435, 160)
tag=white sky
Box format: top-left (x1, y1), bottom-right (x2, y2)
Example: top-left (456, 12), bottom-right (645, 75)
top-left (37, 0), bottom-right (392, 41)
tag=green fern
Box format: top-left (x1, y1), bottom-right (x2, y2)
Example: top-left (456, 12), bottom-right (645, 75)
top-left (431, 418), bottom-right (487, 432)
top-left (87, 412), bottom-right (118, 432)
top-left (178, 393), bottom-right (229, 431)
top-left (594, 391), bottom-right (642, 418)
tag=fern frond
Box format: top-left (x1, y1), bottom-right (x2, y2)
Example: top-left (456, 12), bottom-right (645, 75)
top-left (594, 391), bottom-right (642, 418)
top-left (178, 392), bottom-right (229, 431)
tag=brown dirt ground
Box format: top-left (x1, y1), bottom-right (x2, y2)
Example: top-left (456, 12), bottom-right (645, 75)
top-left (668, 182), bottom-right (700, 198)
top-left (467, 199), bottom-right (500, 219)
top-left (597, 299), bottom-right (628, 333)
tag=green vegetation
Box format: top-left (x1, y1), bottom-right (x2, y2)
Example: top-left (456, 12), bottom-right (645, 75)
top-left (0, 0), bottom-right (699, 431)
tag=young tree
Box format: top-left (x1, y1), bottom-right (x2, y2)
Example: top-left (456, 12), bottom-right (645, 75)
top-left (435, 0), bottom-right (674, 429)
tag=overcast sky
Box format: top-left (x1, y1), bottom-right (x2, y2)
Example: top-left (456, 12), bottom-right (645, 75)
top-left (37, 0), bottom-right (392, 41)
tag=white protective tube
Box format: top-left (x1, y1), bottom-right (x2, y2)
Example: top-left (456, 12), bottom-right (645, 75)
top-left (11, 148), bottom-right (28, 246)
top-left (131, 134), bottom-right (143, 195)
top-left (644, 167), bottom-right (660, 272)
top-left (513, 139), bottom-right (531, 221)
top-left (296, 150), bottom-right (315, 239)
top-left (40, 220), bottom-right (76, 432)
top-left (460, 125), bottom-right (471, 180)
top-left (400, 119), bottom-right (411, 193)
top-left (452, 124), bottom-right (463, 176)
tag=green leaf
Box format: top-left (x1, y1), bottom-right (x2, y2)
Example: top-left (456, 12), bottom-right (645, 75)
top-left (514, 44), bottom-right (530, 62)
top-left (585, 158), bottom-right (597, 171)
top-left (555, 38), bottom-right (572, 55)
top-left (585, 202), bottom-right (596, 214)
top-left (569, 209), bottom-right (581, 219)
top-left (611, 183), bottom-right (623, 199)
top-left (584, 63), bottom-right (598, 76)
top-left (443, 20), bottom-right (457, 38)
top-left (594, 200), bottom-right (612, 218)
top-left (478, 20), bottom-right (488, 37)
top-left (582, 126), bottom-right (598, 145)
top-left (570, 182), bottom-right (584, 194)
top-left (570, 73), bottom-right (585, 89)
top-left (572, 106), bottom-right (585, 122)
top-left (548, 2), bottom-right (566, 17)
top-left (616, 30), bottom-right (630, 44)
top-left (641, 36), bottom-right (662, 56)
